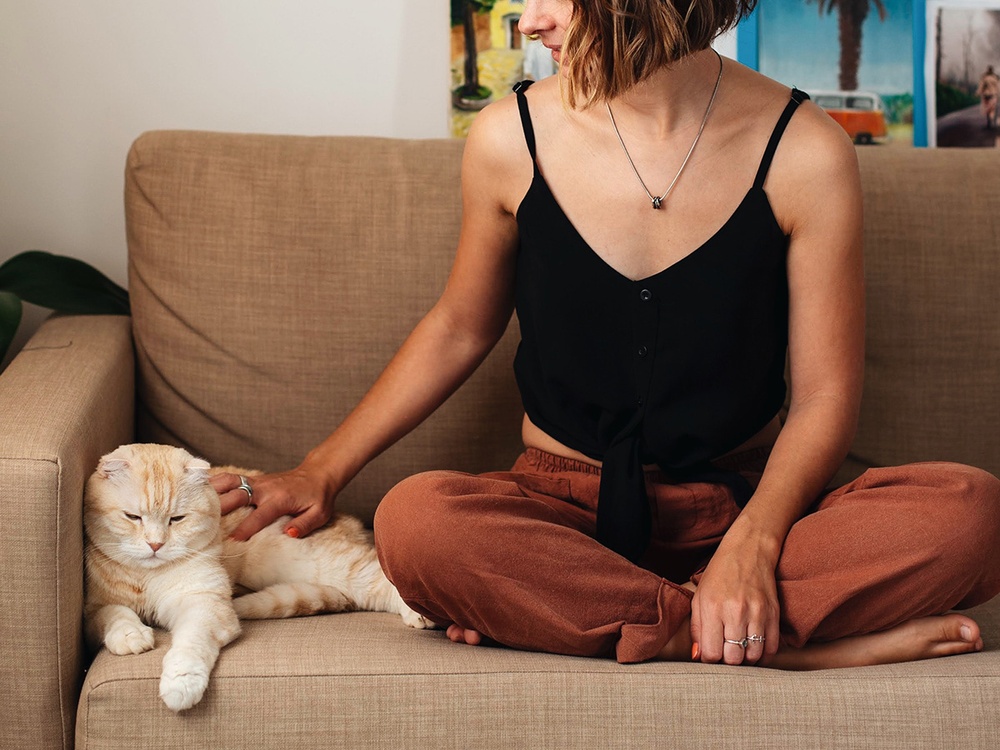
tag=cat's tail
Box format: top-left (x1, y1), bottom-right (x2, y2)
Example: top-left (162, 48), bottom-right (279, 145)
top-left (366, 572), bottom-right (437, 630)
top-left (232, 583), bottom-right (355, 620)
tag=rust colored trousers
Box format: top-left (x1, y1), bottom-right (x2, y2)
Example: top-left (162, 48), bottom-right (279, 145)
top-left (374, 448), bottom-right (1000, 663)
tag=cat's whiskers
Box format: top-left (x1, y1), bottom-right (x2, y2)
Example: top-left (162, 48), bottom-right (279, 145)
top-left (85, 443), bottom-right (431, 713)
top-left (172, 546), bottom-right (220, 562)
top-left (217, 548), bottom-right (250, 560)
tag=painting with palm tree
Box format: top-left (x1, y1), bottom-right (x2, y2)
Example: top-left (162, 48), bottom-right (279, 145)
top-left (740, 0), bottom-right (914, 146)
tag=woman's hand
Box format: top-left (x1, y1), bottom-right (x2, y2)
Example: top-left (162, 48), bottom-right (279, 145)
top-left (689, 520), bottom-right (782, 666)
top-left (210, 467), bottom-right (336, 541)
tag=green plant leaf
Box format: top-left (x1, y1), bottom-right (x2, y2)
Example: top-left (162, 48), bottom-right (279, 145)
top-left (0, 250), bottom-right (129, 315)
top-left (0, 290), bottom-right (23, 362)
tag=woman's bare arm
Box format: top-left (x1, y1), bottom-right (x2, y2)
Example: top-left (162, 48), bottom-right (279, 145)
top-left (218, 96), bottom-right (532, 540)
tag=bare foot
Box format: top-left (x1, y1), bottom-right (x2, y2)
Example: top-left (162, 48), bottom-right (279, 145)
top-left (764, 614), bottom-right (984, 670)
top-left (659, 612), bottom-right (984, 669)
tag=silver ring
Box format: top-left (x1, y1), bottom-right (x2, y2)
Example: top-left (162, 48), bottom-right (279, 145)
top-left (747, 634), bottom-right (766, 644)
top-left (724, 637), bottom-right (749, 649)
top-left (237, 475), bottom-right (254, 507)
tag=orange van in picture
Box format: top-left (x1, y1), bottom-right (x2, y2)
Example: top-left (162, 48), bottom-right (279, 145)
top-left (813, 91), bottom-right (889, 144)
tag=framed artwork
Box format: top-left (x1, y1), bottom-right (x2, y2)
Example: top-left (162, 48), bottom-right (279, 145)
top-left (449, 0), bottom-right (557, 138)
top-left (917, 0), bottom-right (1000, 147)
top-left (737, 0), bottom-right (916, 147)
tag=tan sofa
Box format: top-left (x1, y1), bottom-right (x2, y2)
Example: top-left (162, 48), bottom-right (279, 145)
top-left (2, 132), bottom-right (999, 749)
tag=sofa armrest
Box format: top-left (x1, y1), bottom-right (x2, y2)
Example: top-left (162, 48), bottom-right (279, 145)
top-left (0, 314), bottom-right (134, 750)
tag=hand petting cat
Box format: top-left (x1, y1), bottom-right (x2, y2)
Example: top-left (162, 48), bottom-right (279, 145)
top-left (84, 444), bottom-right (434, 712)
top-left (210, 466), bottom-right (335, 541)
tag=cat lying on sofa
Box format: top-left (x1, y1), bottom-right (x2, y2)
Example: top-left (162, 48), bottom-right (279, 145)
top-left (83, 443), bottom-right (431, 712)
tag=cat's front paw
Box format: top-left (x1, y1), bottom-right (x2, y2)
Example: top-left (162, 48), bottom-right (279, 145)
top-left (159, 651), bottom-right (210, 712)
top-left (104, 620), bottom-right (155, 655)
top-left (400, 606), bottom-right (435, 630)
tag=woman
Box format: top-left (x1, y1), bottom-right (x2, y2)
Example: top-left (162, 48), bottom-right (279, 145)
top-left (212, 0), bottom-right (1000, 668)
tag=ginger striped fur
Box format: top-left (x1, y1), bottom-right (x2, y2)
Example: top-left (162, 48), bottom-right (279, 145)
top-left (83, 443), bottom-right (432, 712)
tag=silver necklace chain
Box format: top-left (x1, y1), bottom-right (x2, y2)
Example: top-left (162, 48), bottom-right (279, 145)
top-left (607, 49), bottom-right (724, 210)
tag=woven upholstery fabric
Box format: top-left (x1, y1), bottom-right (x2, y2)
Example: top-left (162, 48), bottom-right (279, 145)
top-left (126, 131), bottom-right (523, 525)
top-left (0, 315), bottom-right (134, 750)
top-left (839, 148), bottom-right (1000, 483)
top-left (78, 602), bottom-right (1000, 750)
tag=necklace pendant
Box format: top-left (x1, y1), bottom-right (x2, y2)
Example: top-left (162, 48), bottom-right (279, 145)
top-left (651, 196), bottom-right (662, 210)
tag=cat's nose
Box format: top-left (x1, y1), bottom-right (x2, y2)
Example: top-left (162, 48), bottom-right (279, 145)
top-left (147, 541), bottom-right (164, 552)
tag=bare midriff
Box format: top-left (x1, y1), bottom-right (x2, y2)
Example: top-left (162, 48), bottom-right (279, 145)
top-left (521, 413), bottom-right (782, 470)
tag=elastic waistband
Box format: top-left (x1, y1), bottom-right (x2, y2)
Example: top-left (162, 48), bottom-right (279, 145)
top-left (520, 446), bottom-right (771, 478)
top-left (521, 447), bottom-right (603, 475)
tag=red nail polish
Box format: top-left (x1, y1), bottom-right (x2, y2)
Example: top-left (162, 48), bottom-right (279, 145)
top-left (691, 643), bottom-right (700, 661)
top-left (286, 527), bottom-right (299, 538)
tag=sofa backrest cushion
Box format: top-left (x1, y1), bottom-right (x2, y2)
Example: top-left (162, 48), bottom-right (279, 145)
top-left (125, 131), bottom-right (523, 524)
top-left (843, 147), bottom-right (1000, 483)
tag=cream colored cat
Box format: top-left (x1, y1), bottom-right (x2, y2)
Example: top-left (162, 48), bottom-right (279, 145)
top-left (83, 443), bottom-right (431, 712)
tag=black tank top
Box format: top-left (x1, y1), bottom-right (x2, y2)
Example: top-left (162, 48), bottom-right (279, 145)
top-left (511, 82), bottom-right (809, 562)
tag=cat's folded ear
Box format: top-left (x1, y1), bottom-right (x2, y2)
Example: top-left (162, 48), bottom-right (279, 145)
top-left (96, 456), bottom-right (130, 479)
top-left (185, 458), bottom-right (211, 481)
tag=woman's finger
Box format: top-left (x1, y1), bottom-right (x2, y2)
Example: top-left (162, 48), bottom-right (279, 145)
top-left (697, 608), bottom-right (726, 663)
top-left (229, 495), bottom-right (289, 541)
top-left (743, 623), bottom-right (766, 664)
top-left (722, 627), bottom-right (748, 666)
top-left (689, 592), bottom-right (704, 661)
top-left (282, 504), bottom-right (329, 539)
top-left (765, 612), bottom-right (781, 658)
top-left (212, 473), bottom-right (256, 514)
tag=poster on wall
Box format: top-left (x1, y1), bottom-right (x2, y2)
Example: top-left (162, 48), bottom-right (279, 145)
top-left (738, 0), bottom-right (915, 147)
top-left (450, 0), bottom-right (557, 138)
top-left (921, 0), bottom-right (1000, 147)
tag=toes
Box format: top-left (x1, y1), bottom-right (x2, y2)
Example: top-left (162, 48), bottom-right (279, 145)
top-left (934, 614), bottom-right (980, 644)
top-left (902, 614), bottom-right (986, 659)
top-left (445, 624), bottom-right (483, 645)
top-left (934, 615), bottom-right (984, 655)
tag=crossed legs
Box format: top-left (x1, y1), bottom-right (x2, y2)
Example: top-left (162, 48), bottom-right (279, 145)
top-left (374, 451), bottom-right (1000, 669)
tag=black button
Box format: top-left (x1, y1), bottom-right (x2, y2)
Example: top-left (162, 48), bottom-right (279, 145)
top-left (637, 396), bottom-right (644, 406)
top-left (638, 346), bottom-right (648, 357)
top-left (639, 289), bottom-right (652, 301)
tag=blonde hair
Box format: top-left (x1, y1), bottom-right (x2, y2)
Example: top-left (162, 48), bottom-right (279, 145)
top-left (561, 0), bottom-right (756, 108)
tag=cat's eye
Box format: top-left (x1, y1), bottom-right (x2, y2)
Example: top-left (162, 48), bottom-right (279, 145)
top-left (169, 515), bottom-right (186, 524)
top-left (123, 512), bottom-right (141, 522)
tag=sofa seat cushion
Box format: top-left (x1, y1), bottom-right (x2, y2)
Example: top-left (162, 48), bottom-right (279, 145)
top-left (78, 598), bottom-right (1000, 749)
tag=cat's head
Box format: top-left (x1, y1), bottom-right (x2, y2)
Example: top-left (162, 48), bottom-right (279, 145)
top-left (84, 444), bottom-right (221, 568)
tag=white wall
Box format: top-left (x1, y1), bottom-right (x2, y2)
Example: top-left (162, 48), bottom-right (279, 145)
top-left (0, 0), bottom-right (450, 359)
top-left (714, 28), bottom-right (737, 61)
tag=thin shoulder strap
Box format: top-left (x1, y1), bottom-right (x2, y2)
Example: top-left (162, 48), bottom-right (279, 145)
top-left (754, 88), bottom-right (810, 189)
top-left (512, 80), bottom-right (537, 161)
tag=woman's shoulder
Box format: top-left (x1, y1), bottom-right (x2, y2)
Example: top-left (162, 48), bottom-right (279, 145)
top-left (722, 63), bottom-right (860, 231)
top-left (463, 84), bottom-right (534, 168)
top-left (724, 64), bottom-right (856, 176)
top-left (459, 85), bottom-right (541, 214)
top-left (467, 76), bottom-right (562, 140)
